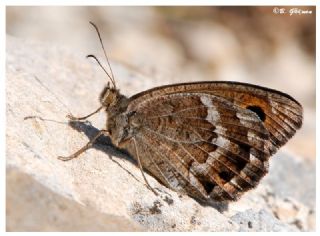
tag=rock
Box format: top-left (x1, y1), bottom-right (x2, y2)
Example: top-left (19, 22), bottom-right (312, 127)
top-left (268, 197), bottom-right (315, 231)
top-left (6, 35), bottom-right (315, 231)
top-left (6, 168), bottom-right (142, 231)
top-left (264, 151), bottom-right (316, 210)
top-left (230, 209), bottom-right (298, 232)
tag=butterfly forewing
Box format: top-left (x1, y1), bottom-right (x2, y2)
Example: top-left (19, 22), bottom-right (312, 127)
top-left (129, 82), bottom-right (303, 151)
top-left (114, 81), bottom-right (304, 202)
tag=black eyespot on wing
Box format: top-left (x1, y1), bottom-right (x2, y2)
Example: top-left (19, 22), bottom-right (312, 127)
top-left (219, 171), bottom-right (234, 182)
top-left (246, 105), bottom-right (266, 122)
top-left (202, 180), bottom-right (216, 194)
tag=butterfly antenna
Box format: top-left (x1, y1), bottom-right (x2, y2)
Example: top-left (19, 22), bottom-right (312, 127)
top-left (86, 54), bottom-right (115, 88)
top-left (89, 21), bottom-right (116, 89)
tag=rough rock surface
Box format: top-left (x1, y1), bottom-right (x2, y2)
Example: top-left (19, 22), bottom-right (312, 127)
top-left (6, 36), bottom-right (315, 231)
top-left (6, 168), bottom-right (142, 231)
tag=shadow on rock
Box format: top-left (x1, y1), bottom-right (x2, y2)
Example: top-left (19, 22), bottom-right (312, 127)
top-left (68, 120), bottom-right (143, 185)
top-left (68, 120), bottom-right (135, 163)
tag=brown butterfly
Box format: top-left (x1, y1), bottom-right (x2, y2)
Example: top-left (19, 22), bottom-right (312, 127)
top-left (58, 22), bottom-right (303, 203)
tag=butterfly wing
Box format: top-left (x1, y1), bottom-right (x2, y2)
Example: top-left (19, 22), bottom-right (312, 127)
top-left (123, 82), bottom-right (302, 202)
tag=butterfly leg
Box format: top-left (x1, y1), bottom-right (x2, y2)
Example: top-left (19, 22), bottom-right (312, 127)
top-left (58, 129), bottom-right (108, 161)
top-left (133, 138), bottom-right (159, 196)
top-left (67, 106), bottom-right (103, 121)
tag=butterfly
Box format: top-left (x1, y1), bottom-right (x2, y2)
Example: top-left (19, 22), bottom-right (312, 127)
top-left (58, 22), bottom-right (303, 203)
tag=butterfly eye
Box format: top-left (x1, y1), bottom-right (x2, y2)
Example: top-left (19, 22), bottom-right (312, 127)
top-left (100, 86), bottom-right (118, 108)
top-left (246, 105), bottom-right (266, 122)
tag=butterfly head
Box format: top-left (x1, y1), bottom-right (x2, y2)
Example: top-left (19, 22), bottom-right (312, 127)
top-left (99, 83), bottom-right (121, 108)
